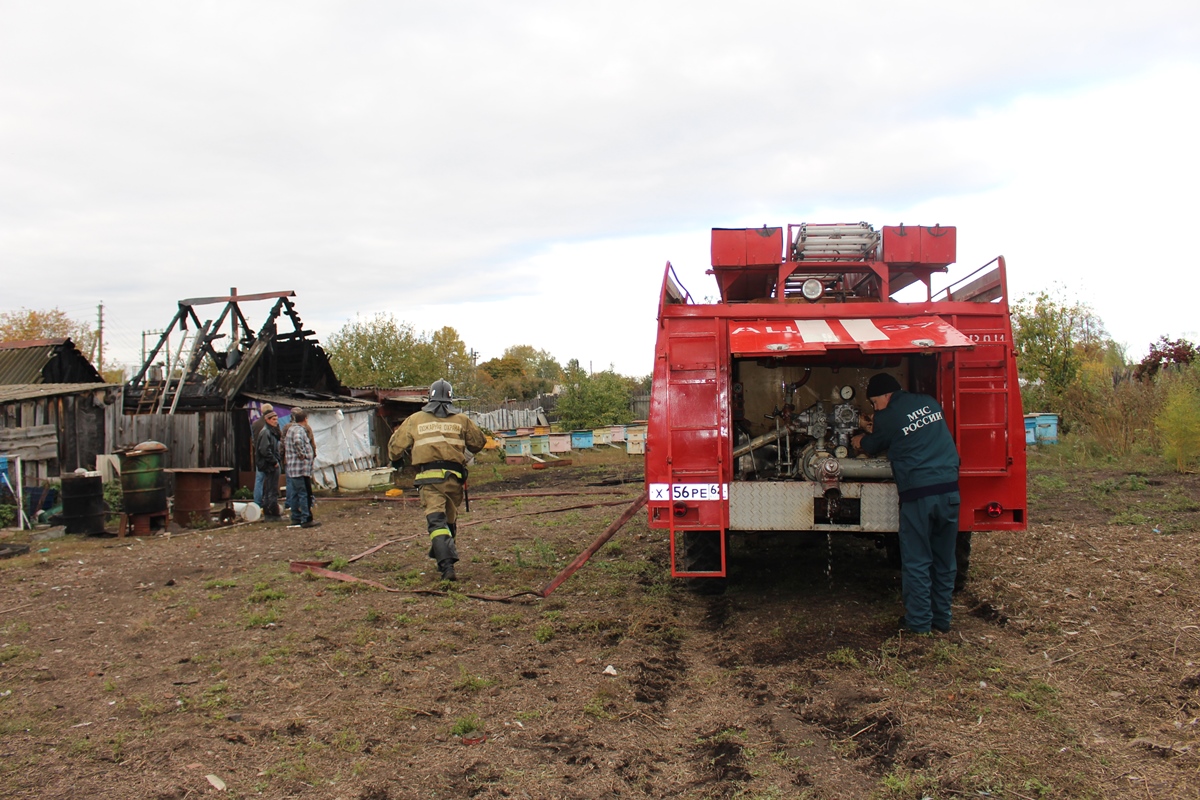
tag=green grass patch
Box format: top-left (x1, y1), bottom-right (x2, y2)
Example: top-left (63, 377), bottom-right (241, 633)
top-left (453, 664), bottom-right (497, 692)
top-left (826, 647), bottom-right (860, 667)
top-left (450, 714), bottom-right (482, 736)
top-left (243, 607), bottom-right (280, 628)
top-left (247, 583), bottom-right (287, 603)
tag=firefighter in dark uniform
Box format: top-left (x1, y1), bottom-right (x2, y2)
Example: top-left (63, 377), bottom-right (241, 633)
top-left (852, 373), bottom-right (960, 634)
top-left (388, 380), bottom-right (486, 582)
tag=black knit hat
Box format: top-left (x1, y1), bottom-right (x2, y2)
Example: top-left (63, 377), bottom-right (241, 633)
top-left (866, 373), bottom-right (902, 398)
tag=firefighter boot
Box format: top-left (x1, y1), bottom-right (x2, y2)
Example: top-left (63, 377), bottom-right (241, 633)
top-left (429, 531), bottom-right (459, 581)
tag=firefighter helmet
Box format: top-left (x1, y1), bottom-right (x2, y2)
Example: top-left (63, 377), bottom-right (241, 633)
top-left (423, 379), bottom-right (460, 417)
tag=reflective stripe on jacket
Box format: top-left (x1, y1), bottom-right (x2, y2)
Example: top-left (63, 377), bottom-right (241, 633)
top-left (388, 410), bottom-right (486, 469)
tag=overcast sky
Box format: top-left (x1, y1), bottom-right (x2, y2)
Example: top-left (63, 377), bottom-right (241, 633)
top-left (3, 1), bottom-right (1197, 379)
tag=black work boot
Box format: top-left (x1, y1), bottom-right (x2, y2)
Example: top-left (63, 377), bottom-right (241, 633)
top-left (438, 560), bottom-right (457, 582)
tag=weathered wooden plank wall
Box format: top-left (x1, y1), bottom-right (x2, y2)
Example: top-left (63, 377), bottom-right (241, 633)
top-left (0, 388), bottom-right (124, 482)
top-left (116, 412), bottom-right (238, 471)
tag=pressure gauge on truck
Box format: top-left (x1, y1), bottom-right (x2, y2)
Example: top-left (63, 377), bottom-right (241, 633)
top-left (839, 385), bottom-right (855, 400)
top-left (834, 445), bottom-right (849, 458)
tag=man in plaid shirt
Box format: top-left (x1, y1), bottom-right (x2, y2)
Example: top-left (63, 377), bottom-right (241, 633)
top-left (284, 408), bottom-right (319, 528)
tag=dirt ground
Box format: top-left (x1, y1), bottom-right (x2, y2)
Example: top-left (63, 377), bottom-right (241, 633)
top-left (0, 447), bottom-right (1198, 799)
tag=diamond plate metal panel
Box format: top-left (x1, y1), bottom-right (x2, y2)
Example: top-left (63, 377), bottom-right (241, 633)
top-left (729, 481), bottom-right (899, 531)
top-left (858, 483), bottom-right (900, 531)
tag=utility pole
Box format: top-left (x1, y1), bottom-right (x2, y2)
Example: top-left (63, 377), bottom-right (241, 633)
top-left (467, 348), bottom-right (479, 399)
top-left (142, 329), bottom-right (165, 368)
top-left (96, 302), bottom-right (104, 374)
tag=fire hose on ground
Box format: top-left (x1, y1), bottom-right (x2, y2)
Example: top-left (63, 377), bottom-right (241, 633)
top-left (289, 491), bottom-right (649, 603)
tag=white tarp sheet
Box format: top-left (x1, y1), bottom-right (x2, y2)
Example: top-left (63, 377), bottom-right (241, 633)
top-left (307, 408), bottom-right (377, 489)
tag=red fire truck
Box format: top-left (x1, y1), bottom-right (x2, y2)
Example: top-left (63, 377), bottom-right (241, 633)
top-left (645, 222), bottom-right (1026, 588)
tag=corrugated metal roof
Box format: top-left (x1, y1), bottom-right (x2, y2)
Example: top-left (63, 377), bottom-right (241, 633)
top-left (348, 386), bottom-right (429, 402)
top-left (242, 391), bottom-right (378, 411)
top-left (0, 383), bottom-right (121, 404)
top-left (0, 342), bottom-right (60, 384)
top-left (0, 338), bottom-right (103, 385)
top-left (0, 338), bottom-right (69, 349)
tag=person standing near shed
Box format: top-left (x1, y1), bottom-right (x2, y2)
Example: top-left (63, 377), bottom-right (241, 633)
top-left (254, 408), bottom-right (283, 517)
top-left (251, 403), bottom-right (275, 508)
top-left (284, 407), bottom-right (319, 529)
top-left (852, 373), bottom-right (960, 634)
top-left (388, 379), bottom-right (486, 581)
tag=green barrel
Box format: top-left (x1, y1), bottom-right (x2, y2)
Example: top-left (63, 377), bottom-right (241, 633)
top-left (119, 441), bottom-right (168, 515)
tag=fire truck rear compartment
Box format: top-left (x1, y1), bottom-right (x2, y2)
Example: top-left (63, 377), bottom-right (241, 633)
top-left (726, 354), bottom-right (919, 532)
top-left (648, 221), bottom-right (1028, 582)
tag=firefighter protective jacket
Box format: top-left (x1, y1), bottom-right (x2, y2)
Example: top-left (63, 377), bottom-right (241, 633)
top-left (388, 410), bottom-right (486, 476)
top-left (859, 390), bottom-right (959, 500)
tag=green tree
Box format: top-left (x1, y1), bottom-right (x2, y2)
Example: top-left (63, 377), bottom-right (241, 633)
top-left (556, 361), bottom-right (634, 430)
top-left (1155, 372), bottom-right (1200, 472)
top-left (502, 345), bottom-right (563, 382)
top-left (476, 345), bottom-right (561, 402)
top-left (428, 327), bottom-right (474, 390)
top-left (0, 307), bottom-right (99, 358)
top-left (325, 314), bottom-right (440, 387)
top-left (1011, 287), bottom-right (1113, 414)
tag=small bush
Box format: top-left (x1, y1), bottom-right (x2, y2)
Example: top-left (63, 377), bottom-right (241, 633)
top-left (450, 714), bottom-right (481, 736)
top-left (1156, 380), bottom-right (1200, 472)
top-left (102, 481), bottom-right (123, 516)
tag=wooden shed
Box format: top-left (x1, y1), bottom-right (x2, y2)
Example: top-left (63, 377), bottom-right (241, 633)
top-left (0, 383), bottom-right (123, 483)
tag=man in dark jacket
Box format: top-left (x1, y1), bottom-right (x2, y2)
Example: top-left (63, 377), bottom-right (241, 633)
top-left (388, 379), bottom-right (486, 581)
top-left (251, 403), bottom-right (275, 507)
top-left (852, 373), bottom-right (960, 634)
top-left (254, 408), bottom-right (283, 517)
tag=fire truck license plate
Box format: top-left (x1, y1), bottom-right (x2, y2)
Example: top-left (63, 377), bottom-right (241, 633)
top-left (648, 483), bottom-right (728, 501)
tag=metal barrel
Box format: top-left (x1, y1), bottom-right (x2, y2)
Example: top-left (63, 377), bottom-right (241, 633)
top-left (61, 475), bottom-right (106, 535)
top-left (172, 471), bottom-right (213, 527)
top-left (119, 441), bottom-right (168, 515)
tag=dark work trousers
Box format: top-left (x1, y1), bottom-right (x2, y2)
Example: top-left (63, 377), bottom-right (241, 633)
top-left (420, 477), bottom-right (464, 566)
top-left (258, 466), bottom-right (280, 516)
top-left (898, 491), bottom-right (960, 633)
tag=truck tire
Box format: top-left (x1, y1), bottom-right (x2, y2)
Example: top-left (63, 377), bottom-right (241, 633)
top-left (683, 530), bottom-right (727, 595)
top-left (954, 532), bottom-right (972, 592)
top-left (883, 535), bottom-right (901, 568)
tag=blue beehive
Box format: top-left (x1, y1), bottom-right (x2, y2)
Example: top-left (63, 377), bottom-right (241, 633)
top-left (1024, 415), bottom-right (1037, 445)
top-left (1035, 413), bottom-right (1059, 445)
top-left (504, 437), bottom-right (532, 457)
top-left (570, 430), bottom-right (594, 449)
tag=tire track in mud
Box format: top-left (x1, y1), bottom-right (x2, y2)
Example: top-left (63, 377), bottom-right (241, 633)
top-left (676, 586), bottom-right (918, 796)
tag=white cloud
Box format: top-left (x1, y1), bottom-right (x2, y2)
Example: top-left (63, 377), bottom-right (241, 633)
top-left (1, 2), bottom-right (1198, 374)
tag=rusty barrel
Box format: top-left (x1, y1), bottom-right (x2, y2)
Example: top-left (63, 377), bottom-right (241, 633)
top-left (61, 474), bottom-right (106, 535)
top-left (172, 471), bottom-right (213, 528)
top-left (118, 441), bottom-right (168, 515)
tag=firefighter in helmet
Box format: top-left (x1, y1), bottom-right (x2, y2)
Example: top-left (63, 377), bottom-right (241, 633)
top-left (388, 379), bottom-right (486, 581)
